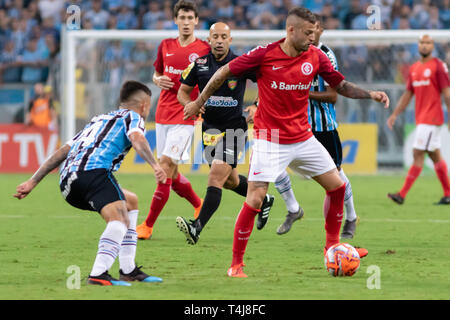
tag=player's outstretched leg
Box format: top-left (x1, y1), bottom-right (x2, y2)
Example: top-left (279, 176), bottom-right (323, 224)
top-left (275, 171), bottom-right (303, 234)
top-left (277, 208), bottom-right (304, 235)
top-left (388, 150), bottom-right (424, 205)
top-left (228, 182), bottom-right (267, 278)
top-left (431, 154), bottom-right (450, 205)
top-left (339, 169), bottom-right (359, 239)
top-left (137, 178), bottom-right (172, 240)
top-left (171, 172), bottom-right (203, 217)
top-left (230, 173), bottom-right (274, 231)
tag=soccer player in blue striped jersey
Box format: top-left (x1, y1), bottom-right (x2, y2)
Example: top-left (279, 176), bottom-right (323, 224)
top-left (275, 15), bottom-right (359, 239)
top-left (14, 81), bottom-right (167, 286)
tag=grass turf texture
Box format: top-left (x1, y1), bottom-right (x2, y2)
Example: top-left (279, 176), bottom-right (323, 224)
top-left (1, 173), bottom-right (449, 300)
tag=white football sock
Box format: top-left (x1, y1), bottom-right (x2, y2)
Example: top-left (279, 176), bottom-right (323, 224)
top-left (90, 220), bottom-right (127, 277)
top-left (119, 210), bottom-right (139, 274)
top-left (339, 169), bottom-right (357, 221)
top-left (275, 171), bottom-right (300, 213)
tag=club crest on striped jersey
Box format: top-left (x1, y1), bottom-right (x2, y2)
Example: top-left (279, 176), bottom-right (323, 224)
top-left (301, 62), bottom-right (313, 75)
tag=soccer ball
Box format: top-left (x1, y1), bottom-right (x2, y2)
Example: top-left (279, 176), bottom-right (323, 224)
top-left (324, 243), bottom-right (360, 277)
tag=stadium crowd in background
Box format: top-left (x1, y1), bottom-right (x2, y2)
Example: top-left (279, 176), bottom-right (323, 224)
top-left (0, 0), bottom-right (450, 85)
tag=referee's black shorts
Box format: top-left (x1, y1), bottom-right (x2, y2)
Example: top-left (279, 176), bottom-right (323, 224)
top-left (313, 129), bottom-right (343, 169)
top-left (202, 119), bottom-right (248, 169)
top-left (59, 169), bottom-right (125, 213)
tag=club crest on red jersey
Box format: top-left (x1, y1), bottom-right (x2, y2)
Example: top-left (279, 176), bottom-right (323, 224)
top-left (301, 62), bottom-right (313, 75)
top-left (189, 53), bottom-right (199, 63)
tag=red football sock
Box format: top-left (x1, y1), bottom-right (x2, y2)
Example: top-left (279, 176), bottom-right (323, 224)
top-left (434, 160), bottom-right (450, 197)
top-left (324, 184), bottom-right (346, 250)
top-left (231, 202), bottom-right (260, 266)
top-left (144, 178), bottom-right (172, 227)
top-left (171, 173), bottom-right (202, 208)
top-left (399, 165), bottom-right (422, 198)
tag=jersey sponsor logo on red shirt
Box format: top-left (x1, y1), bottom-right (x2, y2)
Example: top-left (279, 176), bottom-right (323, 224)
top-left (165, 65), bottom-right (184, 75)
top-left (301, 62), bottom-right (313, 75)
top-left (270, 80), bottom-right (311, 91)
top-left (412, 79), bottom-right (431, 87)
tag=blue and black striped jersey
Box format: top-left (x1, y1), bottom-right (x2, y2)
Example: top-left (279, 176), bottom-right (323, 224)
top-left (308, 43), bottom-right (339, 132)
top-left (60, 109), bottom-right (145, 182)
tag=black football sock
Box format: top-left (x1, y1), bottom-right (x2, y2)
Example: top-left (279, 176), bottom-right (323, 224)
top-left (231, 175), bottom-right (248, 197)
top-left (195, 186), bottom-right (222, 232)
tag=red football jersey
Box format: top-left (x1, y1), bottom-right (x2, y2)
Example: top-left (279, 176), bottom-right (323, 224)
top-left (406, 57), bottom-right (450, 125)
top-left (153, 38), bottom-right (210, 125)
top-left (229, 39), bottom-right (344, 144)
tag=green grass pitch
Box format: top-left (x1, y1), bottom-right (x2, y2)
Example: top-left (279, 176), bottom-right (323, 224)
top-left (1, 172), bottom-right (449, 300)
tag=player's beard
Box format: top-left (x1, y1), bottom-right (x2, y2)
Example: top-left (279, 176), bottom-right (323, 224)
top-left (419, 51), bottom-right (431, 58)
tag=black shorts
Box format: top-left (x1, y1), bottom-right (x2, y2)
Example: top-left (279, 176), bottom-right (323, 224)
top-left (313, 129), bottom-right (343, 169)
top-left (202, 119), bottom-right (248, 169)
top-left (59, 169), bottom-right (125, 213)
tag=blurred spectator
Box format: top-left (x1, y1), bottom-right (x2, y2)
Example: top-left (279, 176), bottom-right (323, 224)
top-left (0, 40), bottom-right (21, 82)
top-left (84, 0), bottom-right (110, 29)
top-left (25, 83), bottom-right (58, 130)
top-left (216, 0), bottom-right (234, 19)
top-left (409, 0), bottom-right (431, 29)
top-left (251, 11), bottom-right (280, 30)
top-left (41, 17), bottom-right (59, 44)
top-left (232, 5), bottom-right (250, 29)
top-left (8, 18), bottom-right (27, 53)
top-left (125, 41), bottom-right (154, 82)
top-left (426, 5), bottom-right (443, 29)
top-left (440, 0), bottom-right (450, 28)
top-left (247, 0), bottom-right (274, 21)
top-left (142, 2), bottom-right (164, 30)
top-left (391, 4), bottom-right (412, 29)
top-left (116, 6), bottom-right (138, 29)
top-left (20, 37), bottom-right (49, 83)
top-left (342, 0), bottom-right (362, 29)
top-left (38, 0), bottom-right (65, 21)
top-left (351, 3), bottom-right (371, 29)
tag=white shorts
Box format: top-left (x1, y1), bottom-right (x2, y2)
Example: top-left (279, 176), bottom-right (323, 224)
top-left (413, 124), bottom-right (441, 151)
top-left (155, 123), bottom-right (194, 163)
top-left (248, 136), bottom-right (337, 182)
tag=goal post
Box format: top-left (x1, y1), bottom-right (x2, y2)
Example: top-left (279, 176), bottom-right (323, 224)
top-left (60, 29), bottom-right (450, 165)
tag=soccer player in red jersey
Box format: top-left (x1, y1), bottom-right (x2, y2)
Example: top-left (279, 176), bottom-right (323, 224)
top-left (184, 7), bottom-right (389, 277)
top-left (387, 34), bottom-right (450, 205)
top-left (137, 0), bottom-right (210, 240)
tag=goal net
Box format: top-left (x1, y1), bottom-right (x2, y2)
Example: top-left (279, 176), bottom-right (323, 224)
top-left (60, 29), bottom-right (450, 167)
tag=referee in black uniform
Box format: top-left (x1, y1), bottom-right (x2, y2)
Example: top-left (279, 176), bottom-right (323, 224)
top-left (175, 22), bottom-right (274, 245)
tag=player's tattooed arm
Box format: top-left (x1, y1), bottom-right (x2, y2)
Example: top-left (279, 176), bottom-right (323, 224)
top-left (14, 144), bottom-right (71, 199)
top-left (183, 64), bottom-right (232, 120)
top-left (31, 144), bottom-right (71, 184)
top-left (129, 132), bottom-right (167, 183)
top-left (336, 80), bottom-right (389, 109)
top-left (335, 80), bottom-right (371, 99)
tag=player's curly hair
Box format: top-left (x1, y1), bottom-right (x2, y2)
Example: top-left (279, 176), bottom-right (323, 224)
top-left (173, 0), bottom-right (199, 18)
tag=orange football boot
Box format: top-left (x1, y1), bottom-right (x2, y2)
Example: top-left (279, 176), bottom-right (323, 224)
top-left (227, 263), bottom-right (248, 278)
top-left (136, 223), bottom-right (153, 240)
